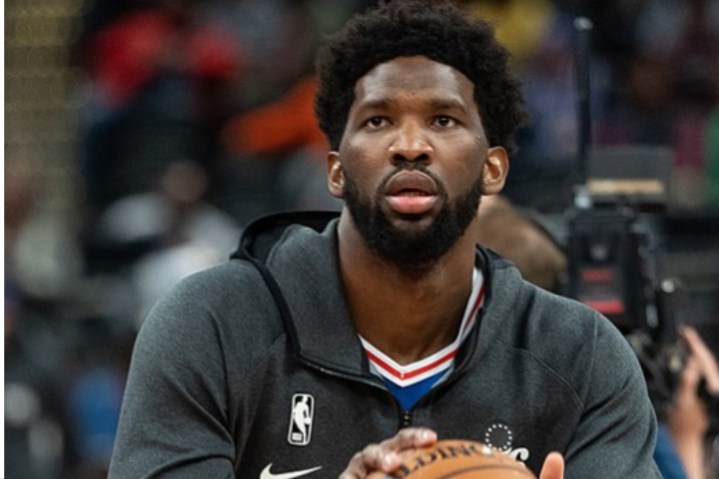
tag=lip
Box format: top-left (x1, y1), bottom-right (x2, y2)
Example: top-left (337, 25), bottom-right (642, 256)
top-left (384, 170), bottom-right (439, 215)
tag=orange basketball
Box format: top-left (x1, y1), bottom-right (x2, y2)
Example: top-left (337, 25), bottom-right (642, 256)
top-left (367, 439), bottom-right (537, 479)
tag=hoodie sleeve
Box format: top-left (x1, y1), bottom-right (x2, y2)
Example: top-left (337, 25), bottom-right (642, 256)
top-left (563, 312), bottom-right (662, 478)
top-left (108, 272), bottom-right (237, 479)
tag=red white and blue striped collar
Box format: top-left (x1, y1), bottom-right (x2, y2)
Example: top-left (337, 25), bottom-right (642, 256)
top-left (360, 268), bottom-right (486, 387)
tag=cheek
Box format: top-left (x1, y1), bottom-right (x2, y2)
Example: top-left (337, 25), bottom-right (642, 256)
top-left (340, 143), bottom-right (386, 184)
top-left (442, 144), bottom-right (484, 185)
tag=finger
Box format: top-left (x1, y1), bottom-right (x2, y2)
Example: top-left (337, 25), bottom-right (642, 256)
top-left (338, 450), bottom-right (370, 479)
top-left (338, 429), bottom-right (438, 478)
top-left (539, 451), bottom-right (564, 479)
top-left (680, 326), bottom-right (719, 393)
top-left (363, 444), bottom-right (395, 473)
top-left (370, 428), bottom-right (436, 473)
top-left (351, 443), bottom-right (402, 476)
top-left (339, 445), bottom-right (389, 479)
top-left (379, 427), bottom-right (437, 451)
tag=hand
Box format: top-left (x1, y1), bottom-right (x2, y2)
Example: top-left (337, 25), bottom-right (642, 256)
top-left (667, 326), bottom-right (719, 479)
top-left (539, 451), bottom-right (565, 479)
top-left (681, 326), bottom-right (719, 394)
top-left (337, 428), bottom-right (437, 479)
top-left (670, 327), bottom-right (719, 442)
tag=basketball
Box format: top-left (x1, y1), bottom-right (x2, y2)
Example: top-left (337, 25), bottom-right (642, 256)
top-left (367, 439), bottom-right (537, 479)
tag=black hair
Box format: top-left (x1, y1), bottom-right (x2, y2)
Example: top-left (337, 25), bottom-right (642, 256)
top-left (314, 0), bottom-right (526, 152)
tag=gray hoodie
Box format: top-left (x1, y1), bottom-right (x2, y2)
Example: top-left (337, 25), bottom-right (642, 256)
top-left (109, 212), bottom-right (660, 478)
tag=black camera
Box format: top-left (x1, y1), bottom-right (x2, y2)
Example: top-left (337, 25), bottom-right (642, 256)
top-left (561, 146), bottom-right (717, 432)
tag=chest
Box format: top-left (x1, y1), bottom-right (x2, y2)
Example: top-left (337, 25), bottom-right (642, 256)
top-left (231, 355), bottom-right (582, 477)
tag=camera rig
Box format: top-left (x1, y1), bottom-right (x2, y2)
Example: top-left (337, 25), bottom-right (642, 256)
top-left (558, 18), bottom-right (717, 427)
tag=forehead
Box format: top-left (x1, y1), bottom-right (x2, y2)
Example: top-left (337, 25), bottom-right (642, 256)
top-left (354, 56), bottom-right (476, 105)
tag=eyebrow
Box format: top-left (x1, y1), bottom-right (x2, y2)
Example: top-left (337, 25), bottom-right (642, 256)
top-left (427, 98), bottom-right (469, 112)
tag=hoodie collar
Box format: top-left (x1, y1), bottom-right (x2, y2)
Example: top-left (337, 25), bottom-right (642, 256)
top-left (236, 212), bottom-right (512, 378)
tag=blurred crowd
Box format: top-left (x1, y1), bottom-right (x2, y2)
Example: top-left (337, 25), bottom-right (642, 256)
top-left (5, 0), bottom-right (719, 478)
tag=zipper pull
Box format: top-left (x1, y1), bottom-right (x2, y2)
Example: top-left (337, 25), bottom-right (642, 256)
top-left (399, 410), bottom-right (413, 428)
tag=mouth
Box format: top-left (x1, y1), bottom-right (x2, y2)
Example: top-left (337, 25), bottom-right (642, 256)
top-left (384, 170), bottom-right (439, 215)
top-left (392, 188), bottom-right (432, 196)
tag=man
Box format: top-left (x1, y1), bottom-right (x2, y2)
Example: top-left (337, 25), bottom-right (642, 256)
top-left (108, 2), bottom-right (660, 478)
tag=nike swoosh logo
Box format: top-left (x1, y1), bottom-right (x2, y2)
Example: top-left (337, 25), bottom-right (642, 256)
top-left (260, 463), bottom-right (322, 479)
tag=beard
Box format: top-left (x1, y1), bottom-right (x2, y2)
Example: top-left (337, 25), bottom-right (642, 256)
top-left (343, 168), bottom-right (482, 271)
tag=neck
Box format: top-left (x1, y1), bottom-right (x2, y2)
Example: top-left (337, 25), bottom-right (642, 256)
top-left (337, 211), bottom-right (477, 364)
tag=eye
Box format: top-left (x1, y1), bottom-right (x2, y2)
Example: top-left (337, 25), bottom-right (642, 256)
top-left (364, 116), bottom-right (389, 128)
top-left (433, 115), bottom-right (458, 128)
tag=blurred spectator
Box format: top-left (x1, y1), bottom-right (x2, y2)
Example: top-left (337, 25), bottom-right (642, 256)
top-left (5, 158), bottom-right (83, 302)
top-left (5, 283), bottom-right (80, 479)
top-left (518, 14), bottom-right (578, 167)
top-left (77, 0), bottom-right (244, 215)
top-left (223, 76), bottom-right (325, 157)
top-left (465, 0), bottom-right (556, 68)
top-left (215, 1), bottom-right (367, 217)
top-left (660, 326), bottom-right (719, 479)
top-left (506, 12), bottom-right (587, 209)
top-left (222, 75), bottom-right (341, 212)
top-left (596, 53), bottom-right (676, 147)
top-left (95, 160), bottom-right (241, 321)
top-left (67, 365), bottom-right (124, 479)
top-left (656, 423), bottom-right (692, 479)
top-left (474, 195), bottom-right (566, 292)
top-left (708, 105), bottom-right (719, 206)
top-left (66, 316), bottom-right (133, 479)
top-left (597, 0), bottom-right (719, 209)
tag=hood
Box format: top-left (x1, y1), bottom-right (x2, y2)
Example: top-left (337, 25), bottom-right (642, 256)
top-left (232, 211), bottom-right (371, 375)
top-left (233, 211), bottom-right (341, 263)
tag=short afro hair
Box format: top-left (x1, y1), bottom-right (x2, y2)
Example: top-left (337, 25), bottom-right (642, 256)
top-left (314, 0), bottom-right (526, 152)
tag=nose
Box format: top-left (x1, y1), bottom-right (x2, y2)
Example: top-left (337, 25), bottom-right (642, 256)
top-left (388, 122), bottom-right (433, 165)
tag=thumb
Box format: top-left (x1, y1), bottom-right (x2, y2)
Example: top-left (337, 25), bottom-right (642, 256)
top-left (539, 452), bottom-right (564, 479)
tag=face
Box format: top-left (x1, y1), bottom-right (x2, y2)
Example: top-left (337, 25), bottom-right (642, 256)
top-left (328, 56), bottom-right (507, 268)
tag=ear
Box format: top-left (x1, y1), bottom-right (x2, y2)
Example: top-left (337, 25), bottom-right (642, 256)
top-left (327, 151), bottom-right (344, 198)
top-left (481, 147), bottom-right (508, 195)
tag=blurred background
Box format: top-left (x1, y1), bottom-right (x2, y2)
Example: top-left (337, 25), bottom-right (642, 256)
top-left (4, 0), bottom-right (719, 477)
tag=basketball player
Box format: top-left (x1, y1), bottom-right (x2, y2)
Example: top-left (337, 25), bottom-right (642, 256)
top-left (108, 2), bottom-right (660, 478)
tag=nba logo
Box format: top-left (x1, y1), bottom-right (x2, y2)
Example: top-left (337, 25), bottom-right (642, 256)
top-left (287, 393), bottom-right (315, 446)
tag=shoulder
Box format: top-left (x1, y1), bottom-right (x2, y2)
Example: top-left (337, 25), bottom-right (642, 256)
top-left (133, 259), bottom-right (286, 376)
top-left (487, 264), bottom-right (641, 399)
top-left (489, 259), bottom-right (626, 353)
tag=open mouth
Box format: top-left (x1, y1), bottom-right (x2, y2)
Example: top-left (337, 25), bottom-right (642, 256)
top-left (385, 170), bottom-right (437, 195)
top-left (384, 171), bottom-right (439, 214)
top-left (394, 189), bottom-right (432, 196)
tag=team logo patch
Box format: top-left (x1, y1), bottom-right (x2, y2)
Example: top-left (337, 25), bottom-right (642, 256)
top-left (484, 422), bottom-right (530, 462)
top-left (287, 393), bottom-right (315, 446)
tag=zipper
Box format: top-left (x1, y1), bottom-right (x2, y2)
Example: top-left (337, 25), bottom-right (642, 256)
top-left (394, 339), bottom-right (482, 432)
top-left (299, 355), bottom-right (421, 431)
top-left (399, 409), bottom-right (413, 428)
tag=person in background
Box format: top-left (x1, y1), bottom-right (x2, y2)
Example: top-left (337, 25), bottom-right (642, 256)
top-left (658, 326), bottom-right (719, 479)
top-left (77, 0), bottom-right (244, 215)
top-left (474, 194), bottom-right (566, 292)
